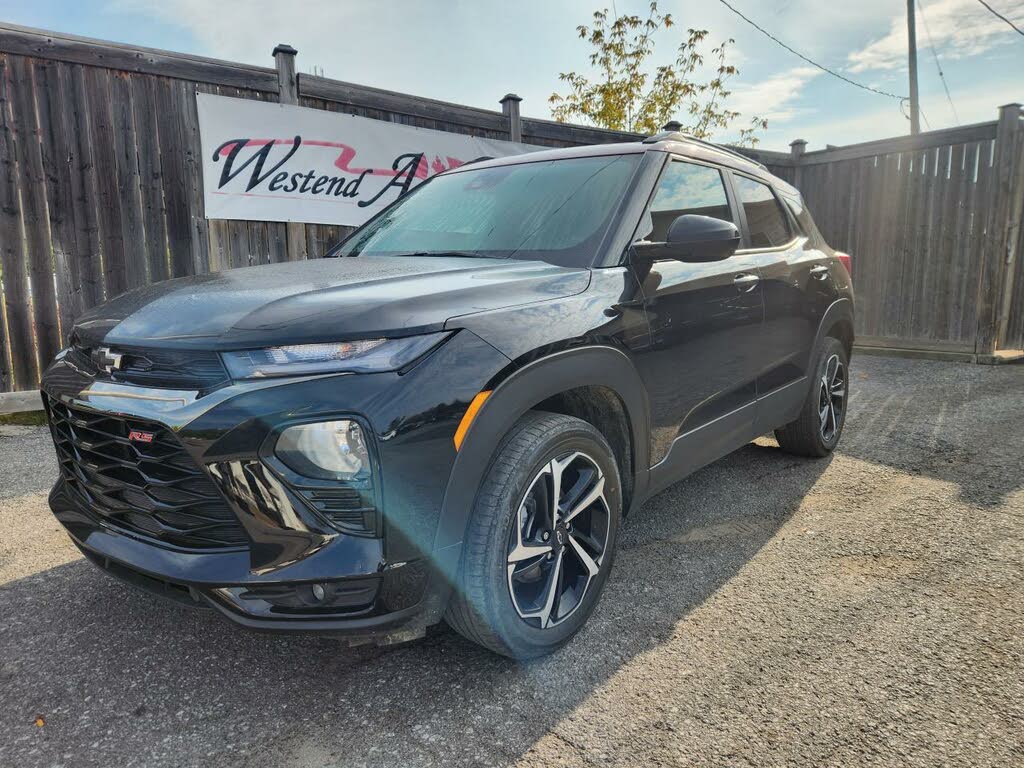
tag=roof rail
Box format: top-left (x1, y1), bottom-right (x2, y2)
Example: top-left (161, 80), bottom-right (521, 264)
top-left (641, 130), bottom-right (768, 171)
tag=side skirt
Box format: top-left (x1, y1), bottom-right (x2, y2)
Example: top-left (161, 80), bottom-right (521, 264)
top-left (753, 376), bottom-right (808, 434)
top-left (646, 401), bottom-right (758, 498)
top-left (644, 375), bottom-right (809, 500)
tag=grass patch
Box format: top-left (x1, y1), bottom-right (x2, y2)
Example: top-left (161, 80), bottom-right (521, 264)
top-left (0, 411), bottom-right (47, 426)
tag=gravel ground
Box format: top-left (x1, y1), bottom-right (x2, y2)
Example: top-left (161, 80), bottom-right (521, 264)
top-left (1, 355), bottom-right (1021, 768)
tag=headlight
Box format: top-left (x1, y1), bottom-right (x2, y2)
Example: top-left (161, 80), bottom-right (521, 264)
top-left (275, 420), bottom-right (370, 481)
top-left (221, 332), bottom-right (451, 379)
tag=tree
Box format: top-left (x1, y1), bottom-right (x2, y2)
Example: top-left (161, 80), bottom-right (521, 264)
top-left (549, 2), bottom-right (767, 146)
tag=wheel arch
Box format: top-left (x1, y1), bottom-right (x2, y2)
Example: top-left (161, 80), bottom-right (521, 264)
top-left (814, 298), bottom-right (855, 362)
top-left (431, 345), bottom-right (651, 556)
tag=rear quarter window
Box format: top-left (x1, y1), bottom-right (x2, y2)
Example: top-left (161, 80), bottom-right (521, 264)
top-left (733, 175), bottom-right (792, 249)
top-left (783, 194), bottom-right (826, 246)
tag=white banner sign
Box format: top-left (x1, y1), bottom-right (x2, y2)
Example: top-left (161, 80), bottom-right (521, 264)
top-left (196, 93), bottom-right (539, 227)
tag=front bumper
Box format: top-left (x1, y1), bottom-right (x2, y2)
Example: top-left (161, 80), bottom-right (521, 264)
top-left (49, 480), bottom-right (449, 638)
top-left (40, 330), bottom-right (510, 637)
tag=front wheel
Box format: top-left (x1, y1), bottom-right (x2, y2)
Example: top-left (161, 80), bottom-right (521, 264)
top-left (775, 336), bottom-right (849, 457)
top-left (445, 411), bottom-right (622, 659)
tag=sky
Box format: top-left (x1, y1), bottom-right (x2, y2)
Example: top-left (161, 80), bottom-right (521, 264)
top-left (1, 0), bottom-right (1021, 151)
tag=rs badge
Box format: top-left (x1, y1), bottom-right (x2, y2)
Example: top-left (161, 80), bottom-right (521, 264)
top-left (128, 430), bottom-right (155, 443)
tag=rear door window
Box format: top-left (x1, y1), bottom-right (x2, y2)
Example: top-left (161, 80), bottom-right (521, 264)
top-left (638, 159), bottom-right (733, 242)
top-left (733, 176), bottom-right (792, 249)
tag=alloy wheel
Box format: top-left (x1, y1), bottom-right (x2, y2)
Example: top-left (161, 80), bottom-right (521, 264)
top-left (506, 451), bottom-right (610, 629)
top-left (818, 354), bottom-right (846, 442)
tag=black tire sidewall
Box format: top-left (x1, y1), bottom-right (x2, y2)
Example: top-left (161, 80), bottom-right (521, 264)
top-left (476, 421), bottom-right (622, 655)
top-left (814, 337), bottom-right (849, 452)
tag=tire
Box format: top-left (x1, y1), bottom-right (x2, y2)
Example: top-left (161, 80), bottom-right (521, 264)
top-left (445, 411), bottom-right (623, 659)
top-left (775, 336), bottom-right (849, 457)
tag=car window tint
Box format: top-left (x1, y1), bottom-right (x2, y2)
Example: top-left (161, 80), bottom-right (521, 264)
top-left (643, 160), bottom-right (732, 242)
top-left (734, 176), bottom-right (791, 248)
top-left (783, 194), bottom-right (824, 245)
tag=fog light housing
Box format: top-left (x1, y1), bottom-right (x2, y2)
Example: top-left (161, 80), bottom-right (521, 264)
top-left (275, 420), bottom-right (371, 481)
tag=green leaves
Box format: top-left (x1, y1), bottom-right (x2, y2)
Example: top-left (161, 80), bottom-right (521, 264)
top-left (549, 1), bottom-right (766, 146)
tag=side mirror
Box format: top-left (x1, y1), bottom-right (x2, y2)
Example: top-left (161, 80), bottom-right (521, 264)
top-left (633, 214), bottom-right (741, 263)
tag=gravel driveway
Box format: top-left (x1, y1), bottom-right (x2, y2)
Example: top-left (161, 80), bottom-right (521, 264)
top-left (1, 355), bottom-right (1022, 768)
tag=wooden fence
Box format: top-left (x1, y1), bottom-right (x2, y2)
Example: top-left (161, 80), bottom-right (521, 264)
top-left (754, 111), bottom-right (1024, 360)
top-left (1, 22), bottom-right (1022, 407)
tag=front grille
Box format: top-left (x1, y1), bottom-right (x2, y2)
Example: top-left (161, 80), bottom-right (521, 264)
top-left (46, 397), bottom-right (248, 550)
top-left (68, 342), bottom-right (229, 390)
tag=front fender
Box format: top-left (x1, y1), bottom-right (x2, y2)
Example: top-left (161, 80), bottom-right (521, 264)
top-left (431, 345), bottom-right (651, 561)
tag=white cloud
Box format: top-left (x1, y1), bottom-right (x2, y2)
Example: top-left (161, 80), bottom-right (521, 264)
top-left (770, 73), bottom-right (1019, 149)
top-left (847, 0), bottom-right (1024, 73)
top-left (727, 66), bottom-right (821, 123)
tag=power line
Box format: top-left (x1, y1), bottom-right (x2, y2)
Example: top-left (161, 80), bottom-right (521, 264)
top-left (715, 0), bottom-right (907, 100)
top-left (900, 97), bottom-right (933, 132)
top-left (917, 0), bottom-right (960, 125)
top-left (975, 0), bottom-right (1024, 37)
top-left (919, 104), bottom-right (933, 131)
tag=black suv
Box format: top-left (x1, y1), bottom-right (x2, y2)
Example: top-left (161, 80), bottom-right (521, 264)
top-left (41, 132), bottom-right (853, 658)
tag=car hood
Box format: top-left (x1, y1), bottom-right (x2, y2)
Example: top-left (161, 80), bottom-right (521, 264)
top-left (72, 256), bottom-right (590, 350)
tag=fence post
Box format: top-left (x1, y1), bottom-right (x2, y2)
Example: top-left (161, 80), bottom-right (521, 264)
top-left (274, 43), bottom-right (307, 261)
top-left (500, 93), bottom-right (522, 143)
top-left (996, 104), bottom-right (1024, 352)
top-left (976, 103), bottom-right (1022, 359)
top-left (790, 139), bottom-right (806, 188)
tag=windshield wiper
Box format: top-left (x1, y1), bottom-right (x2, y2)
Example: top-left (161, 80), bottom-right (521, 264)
top-left (397, 250), bottom-right (503, 259)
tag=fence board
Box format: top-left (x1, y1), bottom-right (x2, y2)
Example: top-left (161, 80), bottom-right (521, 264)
top-left (1005, 126), bottom-right (1024, 349)
top-left (84, 65), bottom-right (127, 300)
top-left (132, 75), bottom-right (170, 285)
top-left (226, 221), bottom-right (248, 269)
top-left (65, 63), bottom-right (104, 308)
top-left (34, 57), bottom-right (83, 339)
top-left (966, 142), bottom-right (995, 346)
top-left (180, 80), bottom-right (209, 275)
top-left (935, 143), bottom-right (964, 342)
top-left (0, 54), bottom-right (36, 390)
top-left (153, 76), bottom-right (194, 280)
top-left (9, 56), bottom-right (61, 368)
top-left (110, 72), bottom-right (147, 291)
top-left (267, 222), bottom-right (288, 263)
top-left (0, 279), bottom-right (9, 391)
top-left (918, 146), bottom-right (946, 340)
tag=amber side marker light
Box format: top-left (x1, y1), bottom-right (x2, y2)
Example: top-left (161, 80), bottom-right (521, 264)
top-left (454, 390), bottom-right (492, 451)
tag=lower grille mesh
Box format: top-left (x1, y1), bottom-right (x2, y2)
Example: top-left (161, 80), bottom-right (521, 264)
top-left (46, 397), bottom-right (248, 549)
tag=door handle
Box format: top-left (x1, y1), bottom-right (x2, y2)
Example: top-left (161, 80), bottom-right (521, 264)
top-left (810, 265), bottom-right (830, 280)
top-left (733, 273), bottom-right (760, 292)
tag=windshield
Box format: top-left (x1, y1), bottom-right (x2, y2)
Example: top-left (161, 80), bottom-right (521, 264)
top-left (333, 154), bottom-right (641, 267)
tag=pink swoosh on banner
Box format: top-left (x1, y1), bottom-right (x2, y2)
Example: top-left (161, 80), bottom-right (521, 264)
top-left (217, 138), bottom-right (455, 179)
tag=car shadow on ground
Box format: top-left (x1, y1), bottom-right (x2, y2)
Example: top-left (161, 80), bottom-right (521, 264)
top-left (1, 439), bottom-right (830, 768)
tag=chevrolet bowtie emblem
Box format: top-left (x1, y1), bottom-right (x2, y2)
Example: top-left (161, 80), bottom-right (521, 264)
top-left (91, 347), bottom-right (124, 374)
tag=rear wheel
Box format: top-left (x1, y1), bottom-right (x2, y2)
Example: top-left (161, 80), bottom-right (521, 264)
top-left (775, 336), bottom-right (849, 457)
top-left (445, 411), bottom-right (622, 659)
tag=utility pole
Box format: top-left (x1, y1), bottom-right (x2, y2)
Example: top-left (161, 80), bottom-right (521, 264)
top-left (907, 0), bottom-right (921, 134)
